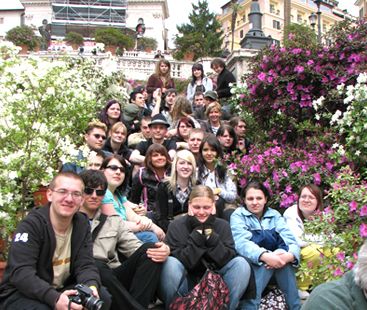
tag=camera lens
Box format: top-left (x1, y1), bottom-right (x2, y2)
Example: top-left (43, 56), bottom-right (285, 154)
top-left (84, 296), bottom-right (104, 310)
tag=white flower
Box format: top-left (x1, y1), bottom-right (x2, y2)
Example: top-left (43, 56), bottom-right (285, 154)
top-left (357, 72), bottom-right (367, 84)
top-left (330, 110), bottom-right (342, 125)
top-left (315, 114), bottom-right (320, 120)
top-left (8, 171), bottom-right (18, 180)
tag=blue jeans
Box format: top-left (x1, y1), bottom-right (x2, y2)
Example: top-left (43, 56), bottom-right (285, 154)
top-left (135, 231), bottom-right (158, 243)
top-left (160, 256), bottom-right (251, 310)
top-left (239, 263), bottom-right (301, 310)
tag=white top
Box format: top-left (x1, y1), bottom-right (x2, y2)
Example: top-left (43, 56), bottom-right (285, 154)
top-left (283, 205), bottom-right (308, 247)
top-left (199, 166), bottom-right (237, 203)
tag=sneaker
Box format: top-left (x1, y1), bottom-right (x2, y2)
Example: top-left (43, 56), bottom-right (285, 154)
top-left (298, 289), bottom-right (310, 299)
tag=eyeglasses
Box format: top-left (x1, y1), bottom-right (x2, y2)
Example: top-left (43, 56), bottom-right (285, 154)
top-left (106, 165), bottom-right (125, 173)
top-left (51, 189), bottom-right (83, 200)
top-left (93, 134), bottom-right (106, 140)
top-left (84, 187), bottom-right (106, 196)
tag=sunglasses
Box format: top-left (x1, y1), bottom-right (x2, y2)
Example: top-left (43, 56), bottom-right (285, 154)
top-left (84, 187), bottom-right (106, 196)
top-left (106, 165), bottom-right (125, 173)
top-left (93, 134), bottom-right (106, 140)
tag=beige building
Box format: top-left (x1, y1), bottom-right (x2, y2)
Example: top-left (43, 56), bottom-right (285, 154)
top-left (218, 0), bottom-right (354, 50)
top-left (355, 0), bottom-right (367, 18)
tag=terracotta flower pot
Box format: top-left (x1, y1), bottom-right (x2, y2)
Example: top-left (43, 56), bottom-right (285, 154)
top-left (19, 44), bottom-right (29, 54)
top-left (33, 186), bottom-right (49, 207)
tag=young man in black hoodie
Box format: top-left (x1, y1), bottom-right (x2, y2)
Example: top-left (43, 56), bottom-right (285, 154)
top-left (0, 172), bottom-right (110, 310)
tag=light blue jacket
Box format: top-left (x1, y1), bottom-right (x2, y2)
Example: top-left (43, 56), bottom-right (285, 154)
top-left (186, 77), bottom-right (213, 102)
top-left (230, 206), bottom-right (300, 265)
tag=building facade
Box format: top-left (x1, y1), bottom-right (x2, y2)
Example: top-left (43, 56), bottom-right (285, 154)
top-left (355, 0), bottom-right (367, 18)
top-left (0, 0), bottom-right (168, 50)
top-left (218, 0), bottom-right (355, 50)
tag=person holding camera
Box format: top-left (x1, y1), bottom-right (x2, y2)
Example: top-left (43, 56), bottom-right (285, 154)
top-left (79, 169), bottom-right (170, 310)
top-left (0, 172), bottom-right (110, 310)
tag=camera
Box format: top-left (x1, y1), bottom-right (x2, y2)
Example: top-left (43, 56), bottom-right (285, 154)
top-left (69, 284), bottom-right (104, 310)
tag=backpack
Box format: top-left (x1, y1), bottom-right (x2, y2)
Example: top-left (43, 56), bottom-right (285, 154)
top-left (169, 269), bottom-right (229, 310)
top-left (259, 287), bottom-right (288, 310)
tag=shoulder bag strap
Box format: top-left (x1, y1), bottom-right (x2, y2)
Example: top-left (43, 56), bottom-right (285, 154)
top-left (92, 214), bottom-right (107, 242)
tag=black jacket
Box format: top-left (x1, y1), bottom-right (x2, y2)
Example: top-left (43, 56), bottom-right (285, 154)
top-left (216, 68), bottom-right (236, 99)
top-left (0, 205), bottom-right (100, 307)
top-left (156, 181), bottom-right (189, 232)
top-left (165, 215), bottom-right (236, 275)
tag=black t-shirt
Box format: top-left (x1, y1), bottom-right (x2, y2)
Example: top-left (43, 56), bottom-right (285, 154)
top-left (136, 138), bottom-right (176, 156)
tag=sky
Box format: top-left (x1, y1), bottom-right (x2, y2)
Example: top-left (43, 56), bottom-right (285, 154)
top-left (166, 0), bottom-right (359, 48)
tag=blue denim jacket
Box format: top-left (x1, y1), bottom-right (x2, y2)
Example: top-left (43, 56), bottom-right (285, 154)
top-left (230, 206), bottom-right (300, 265)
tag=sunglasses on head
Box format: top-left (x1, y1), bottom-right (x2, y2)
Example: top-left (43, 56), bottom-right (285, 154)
top-left (84, 187), bottom-right (106, 196)
top-left (93, 134), bottom-right (106, 140)
top-left (106, 165), bottom-right (125, 173)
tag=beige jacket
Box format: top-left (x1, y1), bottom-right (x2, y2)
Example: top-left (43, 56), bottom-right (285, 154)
top-left (91, 210), bottom-right (142, 269)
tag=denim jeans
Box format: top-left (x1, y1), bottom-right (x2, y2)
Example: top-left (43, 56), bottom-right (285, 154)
top-left (239, 263), bottom-right (301, 310)
top-left (135, 231), bottom-right (158, 243)
top-left (160, 256), bottom-right (251, 310)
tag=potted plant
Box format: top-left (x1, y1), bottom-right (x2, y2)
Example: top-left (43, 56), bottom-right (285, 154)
top-left (65, 31), bottom-right (84, 50)
top-left (137, 36), bottom-right (158, 52)
top-left (5, 25), bottom-right (39, 53)
top-left (0, 42), bottom-right (130, 259)
top-left (95, 27), bottom-right (134, 53)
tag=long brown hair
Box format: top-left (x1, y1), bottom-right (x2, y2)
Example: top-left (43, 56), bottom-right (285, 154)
top-left (144, 143), bottom-right (171, 174)
top-left (154, 59), bottom-right (172, 86)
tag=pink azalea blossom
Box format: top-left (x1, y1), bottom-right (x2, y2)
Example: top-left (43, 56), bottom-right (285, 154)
top-left (333, 267), bottom-right (344, 277)
top-left (349, 201), bottom-right (358, 213)
top-left (257, 72), bottom-right (266, 81)
top-left (336, 252), bottom-right (345, 262)
top-left (346, 261), bottom-right (354, 270)
top-left (359, 205), bottom-right (367, 217)
top-left (360, 223), bottom-right (367, 237)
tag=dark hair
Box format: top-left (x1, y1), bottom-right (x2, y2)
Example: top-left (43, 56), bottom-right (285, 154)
top-left (144, 143), bottom-right (171, 174)
top-left (177, 117), bottom-right (195, 141)
top-left (79, 170), bottom-right (108, 191)
top-left (297, 184), bottom-right (323, 222)
top-left (98, 99), bottom-right (122, 128)
top-left (229, 116), bottom-right (245, 128)
top-left (210, 58), bottom-right (226, 69)
top-left (216, 124), bottom-right (238, 153)
top-left (101, 155), bottom-right (129, 193)
top-left (190, 63), bottom-right (204, 86)
top-left (198, 134), bottom-right (226, 183)
top-left (241, 181), bottom-right (270, 215)
top-left (49, 171), bottom-right (84, 190)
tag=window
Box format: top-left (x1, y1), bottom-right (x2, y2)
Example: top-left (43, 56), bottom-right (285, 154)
top-left (359, 8), bottom-right (364, 19)
top-left (0, 17), bottom-right (4, 24)
top-left (273, 20), bottom-right (281, 30)
top-left (240, 29), bottom-right (244, 38)
top-left (270, 4), bottom-right (275, 14)
top-left (242, 15), bottom-right (246, 22)
top-left (297, 14), bottom-right (302, 23)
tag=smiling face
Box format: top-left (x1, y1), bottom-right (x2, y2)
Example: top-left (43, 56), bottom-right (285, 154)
top-left (103, 158), bottom-right (125, 189)
top-left (299, 187), bottom-right (318, 217)
top-left (107, 103), bottom-right (121, 121)
top-left (193, 68), bottom-right (203, 79)
top-left (176, 158), bottom-right (193, 179)
top-left (85, 127), bottom-right (106, 151)
top-left (208, 108), bottom-right (221, 124)
top-left (133, 93), bottom-right (145, 108)
top-left (202, 142), bottom-right (217, 166)
top-left (47, 176), bottom-right (84, 220)
top-left (218, 129), bottom-right (234, 148)
top-left (244, 188), bottom-right (267, 218)
top-left (151, 124), bottom-right (167, 141)
top-left (83, 185), bottom-right (105, 212)
top-left (151, 151), bottom-right (167, 169)
top-left (189, 197), bottom-right (215, 223)
top-left (111, 127), bottom-right (126, 144)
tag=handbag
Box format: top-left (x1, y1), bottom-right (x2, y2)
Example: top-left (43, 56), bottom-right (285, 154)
top-left (259, 287), bottom-right (288, 310)
top-left (169, 262), bottom-right (229, 310)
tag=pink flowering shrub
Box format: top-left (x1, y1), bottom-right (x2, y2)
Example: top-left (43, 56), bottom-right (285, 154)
top-left (240, 19), bottom-right (367, 143)
top-left (299, 166), bottom-right (367, 287)
top-left (231, 140), bottom-right (339, 209)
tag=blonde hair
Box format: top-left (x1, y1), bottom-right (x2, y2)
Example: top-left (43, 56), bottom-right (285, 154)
top-left (205, 102), bottom-right (222, 118)
top-left (189, 185), bottom-right (215, 202)
top-left (86, 120), bottom-right (108, 134)
top-left (167, 149), bottom-right (196, 191)
top-left (110, 121), bottom-right (127, 136)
